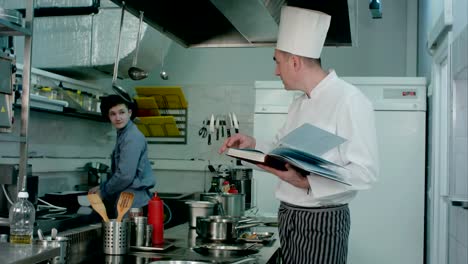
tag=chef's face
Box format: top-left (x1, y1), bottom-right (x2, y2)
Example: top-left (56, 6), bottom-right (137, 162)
top-left (108, 103), bottom-right (132, 130)
top-left (274, 49), bottom-right (294, 90)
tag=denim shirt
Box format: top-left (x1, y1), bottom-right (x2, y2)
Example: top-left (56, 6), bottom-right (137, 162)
top-left (100, 121), bottom-right (155, 211)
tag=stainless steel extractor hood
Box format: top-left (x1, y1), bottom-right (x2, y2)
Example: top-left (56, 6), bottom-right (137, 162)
top-left (110, 0), bottom-right (357, 48)
top-left (4, 0), bottom-right (172, 80)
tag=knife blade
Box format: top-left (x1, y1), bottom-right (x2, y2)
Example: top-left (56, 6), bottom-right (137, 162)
top-left (232, 112), bottom-right (239, 133)
top-left (215, 116), bottom-right (220, 141)
top-left (208, 114), bottom-right (215, 145)
top-left (226, 114), bottom-right (232, 137)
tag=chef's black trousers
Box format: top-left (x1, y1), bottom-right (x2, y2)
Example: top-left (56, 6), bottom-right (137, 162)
top-left (278, 202), bottom-right (350, 264)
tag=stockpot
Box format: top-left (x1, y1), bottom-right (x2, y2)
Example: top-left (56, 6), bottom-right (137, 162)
top-left (195, 215), bottom-right (259, 242)
top-left (200, 193), bottom-right (245, 217)
top-left (185, 200), bottom-right (215, 228)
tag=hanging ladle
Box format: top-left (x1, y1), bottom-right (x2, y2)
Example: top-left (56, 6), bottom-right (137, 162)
top-left (159, 41), bottom-right (169, 80)
top-left (128, 11), bottom-right (148, 81)
top-left (111, 2), bottom-right (132, 103)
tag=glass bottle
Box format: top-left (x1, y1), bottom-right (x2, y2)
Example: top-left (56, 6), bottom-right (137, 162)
top-left (9, 191), bottom-right (35, 244)
top-left (208, 177), bottom-right (221, 193)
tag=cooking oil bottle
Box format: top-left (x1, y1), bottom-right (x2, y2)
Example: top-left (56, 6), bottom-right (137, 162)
top-left (9, 191), bottom-right (35, 244)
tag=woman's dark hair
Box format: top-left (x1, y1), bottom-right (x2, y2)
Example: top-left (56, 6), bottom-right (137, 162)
top-left (100, 95), bottom-right (138, 121)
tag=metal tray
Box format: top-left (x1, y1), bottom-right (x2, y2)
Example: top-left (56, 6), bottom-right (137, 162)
top-left (238, 232), bottom-right (274, 243)
top-left (130, 241), bottom-right (175, 252)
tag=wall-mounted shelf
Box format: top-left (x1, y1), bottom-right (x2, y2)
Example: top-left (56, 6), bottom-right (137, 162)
top-left (0, 18), bottom-right (31, 36)
top-left (14, 64), bottom-right (106, 122)
top-left (13, 104), bottom-right (105, 122)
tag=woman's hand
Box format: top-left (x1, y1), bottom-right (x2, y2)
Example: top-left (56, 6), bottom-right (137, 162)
top-left (257, 163), bottom-right (310, 189)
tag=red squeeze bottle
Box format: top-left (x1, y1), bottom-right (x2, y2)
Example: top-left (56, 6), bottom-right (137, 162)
top-left (148, 192), bottom-right (164, 245)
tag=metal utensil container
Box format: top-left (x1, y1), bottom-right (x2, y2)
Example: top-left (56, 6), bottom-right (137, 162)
top-left (185, 200), bottom-right (215, 228)
top-left (102, 220), bottom-right (131, 255)
top-left (131, 216), bottom-right (147, 247)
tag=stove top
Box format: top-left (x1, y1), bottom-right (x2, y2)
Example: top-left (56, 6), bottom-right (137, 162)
top-left (35, 208), bottom-right (100, 235)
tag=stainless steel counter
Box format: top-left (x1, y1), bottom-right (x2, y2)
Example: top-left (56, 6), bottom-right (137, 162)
top-left (150, 223), bottom-right (281, 263)
top-left (0, 218), bottom-right (280, 264)
top-left (73, 221), bottom-right (280, 264)
top-left (0, 242), bottom-right (60, 264)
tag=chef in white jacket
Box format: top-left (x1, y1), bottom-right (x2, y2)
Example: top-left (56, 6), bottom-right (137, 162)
top-left (219, 6), bottom-right (379, 264)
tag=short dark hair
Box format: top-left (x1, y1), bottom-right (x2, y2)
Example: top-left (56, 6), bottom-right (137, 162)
top-left (277, 50), bottom-right (322, 67)
top-left (100, 94), bottom-right (138, 121)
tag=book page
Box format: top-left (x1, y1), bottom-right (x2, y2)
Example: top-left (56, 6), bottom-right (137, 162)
top-left (279, 123), bottom-right (346, 156)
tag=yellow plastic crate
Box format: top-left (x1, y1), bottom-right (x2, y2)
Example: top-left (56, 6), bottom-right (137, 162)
top-left (135, 86), bottom-right (188, 109)
top-left (135, 116), bottom-right (180, 137)
top-left (134, 96), bottom-right (160, 117)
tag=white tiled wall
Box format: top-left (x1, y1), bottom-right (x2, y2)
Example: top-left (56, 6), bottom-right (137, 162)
top-left (0, 82), bottom-right (256, 195)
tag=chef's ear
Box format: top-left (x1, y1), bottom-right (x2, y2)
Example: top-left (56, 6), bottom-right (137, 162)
top-left (291, 55), bottom-right (302, 72)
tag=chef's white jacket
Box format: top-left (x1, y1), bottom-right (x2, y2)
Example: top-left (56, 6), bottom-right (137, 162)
top-left (256, 70), bottom-right (379, 207)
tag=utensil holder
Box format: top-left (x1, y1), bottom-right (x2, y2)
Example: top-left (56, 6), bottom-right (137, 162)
top-left (103, 220), bottom-right (131, 255)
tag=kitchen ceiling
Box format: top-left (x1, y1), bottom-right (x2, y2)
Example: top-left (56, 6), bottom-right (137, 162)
top-left (110, 0), bottom-right (356, 48)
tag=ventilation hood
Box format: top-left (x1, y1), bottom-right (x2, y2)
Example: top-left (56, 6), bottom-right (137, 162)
top-left (6, 0), bottom-right (171, 80)
top-left (110, 0), bottom-right (357, 48)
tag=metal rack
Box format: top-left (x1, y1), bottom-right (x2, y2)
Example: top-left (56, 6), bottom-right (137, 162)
top-left (0, 1), bottom-right (34, 194)
top-left (142, 108), bottom-right (188, 144)
top-left (14, 63), bottom-right (105, 122)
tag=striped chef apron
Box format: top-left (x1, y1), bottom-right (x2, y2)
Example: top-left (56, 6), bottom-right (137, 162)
top-left (278, 202), bottom-right (350, 264)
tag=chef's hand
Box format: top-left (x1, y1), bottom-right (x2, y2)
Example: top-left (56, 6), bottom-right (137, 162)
top-left (88, 186), bottom-right (101, 195)
top-left (218, 133), bottom-right (256, 154)
top-left (257, 163), bottom-right (310, 189)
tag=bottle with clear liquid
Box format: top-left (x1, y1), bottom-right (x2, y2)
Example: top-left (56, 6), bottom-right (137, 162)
top-left (9, 191), bottom-right (35, 244)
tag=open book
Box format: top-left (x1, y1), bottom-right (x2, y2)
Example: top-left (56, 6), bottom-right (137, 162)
top-left (226, 123), bottom-right (351, 185)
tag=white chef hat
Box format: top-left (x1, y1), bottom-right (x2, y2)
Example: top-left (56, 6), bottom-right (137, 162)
top-left (276, 6), bottom-right (331, 59)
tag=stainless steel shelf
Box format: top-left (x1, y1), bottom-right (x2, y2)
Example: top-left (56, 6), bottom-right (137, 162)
top-left (0, 18), bottom-right (31, 36)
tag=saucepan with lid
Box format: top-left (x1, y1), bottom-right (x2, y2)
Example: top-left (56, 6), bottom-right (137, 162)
top-left (195, 215), bottom-right (259, 242)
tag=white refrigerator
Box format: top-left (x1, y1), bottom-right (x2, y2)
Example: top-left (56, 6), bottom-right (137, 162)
top-left (253, 77), bottom-right (426, 264)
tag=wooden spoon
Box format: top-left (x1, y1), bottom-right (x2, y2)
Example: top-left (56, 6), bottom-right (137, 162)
top-left (87, 193), bottom-right (110, 222)
top-left (116, 192), bottom-right (135, 222)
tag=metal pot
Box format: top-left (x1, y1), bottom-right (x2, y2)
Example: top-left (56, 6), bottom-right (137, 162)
top-left (195, 215), bottom-right (258, 242)
top-left (185, 201), bottom-right (215, 228)
top-left (219, 193), bottom-right (245, 217)
top-left (200, 193), bottom-right (245, 217)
